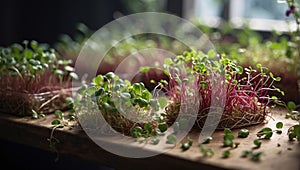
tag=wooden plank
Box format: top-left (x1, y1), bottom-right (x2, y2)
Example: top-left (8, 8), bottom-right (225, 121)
top-left (0, 107), bottom-right (299, 170)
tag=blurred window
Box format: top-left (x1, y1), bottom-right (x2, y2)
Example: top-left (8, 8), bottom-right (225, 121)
top-left (184, 0), bottom-right (296, 32)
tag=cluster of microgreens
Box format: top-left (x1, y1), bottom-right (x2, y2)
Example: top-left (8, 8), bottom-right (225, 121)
top-left (72, 49), bottom-right (285, 145)
top-left (76, 72), bottom-right (169, 138)
top-left (0, 40), bottom-right (78, 93)
top-left (161, 50), bottom-right (283, 129)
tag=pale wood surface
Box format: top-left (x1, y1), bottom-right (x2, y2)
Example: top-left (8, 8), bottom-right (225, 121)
top-left (0, 107), bottom-right (299, 170)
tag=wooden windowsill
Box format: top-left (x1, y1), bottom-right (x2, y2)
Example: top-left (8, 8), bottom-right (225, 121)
top-left (0, 107), bottom-right (299, 170)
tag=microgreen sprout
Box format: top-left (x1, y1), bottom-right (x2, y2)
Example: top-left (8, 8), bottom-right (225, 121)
top-left (198, 144), bottom-right (214, 157)
top-left (31, 109), bottom-right (45, 119)
top-left (241, 150), bottom-right (251, 158)
top-left (251, 151), bottom-right (263, 161)
top-left (276, 122), bottom-right (283, 134)
top-left (253, 139), bottom-right (262, 148)
top-left (166, 134), bottom-right (177, 145)
top-left (238, 129), bottom-right (250, 138)
top-left (223, 128), bottom-right (235, 147)
top-left (151, 138), bottom-right (160, 145)
top-left (241, 150), bottom-right (263, 161)
top-left (287, 124), bottom-right (300, 141)
top-left (256, 127), bottom-right (273, 139)
top-left (181, 137), bottom-right (193, 151)
top-left (222, 150), bottom-right (231, 158)
top-left (48, 108), bottom-right (77, 162)
top-left (201, 136), bottom-right (213, 144)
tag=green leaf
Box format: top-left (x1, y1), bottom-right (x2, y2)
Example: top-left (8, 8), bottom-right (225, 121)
top-left (261, 67), bottom-right (268, 74)
top-left (275, 77), bottom-right (281, 82)
top-left (32, 109), bottom-right (38, 119)
top-left (198, 144), bottom-right (214, 157)
top-left (144, 123), bottom-right (152, 134)
top-left (236, 66), bottom-right (243, 74)
top-left (224, 133), bottom-right (234, 140)
top-left (269, 72), bottom-right (274, 79)
top-left (276, 122), bottom-right (283, 129)
top-left (164, 58), bottom-right (173, 66)
top-left (287, 101), bottom-right (296, 111)
top-left (288, 125), bottom-right (300, 141)
top-left (54, 110), bottom-right (63, 120)
top-left (166, 134), bottom-right (177, 144)
top-left (93, 75), bottom-right (104, 85)
top-left (30, 40), bottom-right (38, 50)
top-left (222, 150), bottom-right (231, 158)
top-left (253, 139), bottom-right (262, 148)
top-left (238, 129), bottom-right (249, 138)
top-left (131, 126), bottom-right (143, 138)
top-left (24, 49), bottom-right (33, 59)
top-left (163, 69), bottom-right (170, 77)
top-left (207, 49), bottom-right (216, 58)
top-left (256, 127), bottom-right (273, 139)
top-left (224, 128), bottom-right (232, 135)
top-left (202, 136), bottom-right (213, 144)
top-left (251, 151), bottom-right (263, 161)
top-left (151, 138), bottom-right (160, 145)
top-left (51, 119), bottom-right (61, 125)
top-left (105, 72), bottom-right (115, 79)
top-left (158, 97), bottom-right (168, 108)
top-left (158, 123), bottom-right (168, 133)
top-left (223, 139), bottom-right (233, 147)
top-left (133, 83), bottom-right (142, 95)
top-left (181, 142), bottom-right (191, 151)
top-left (142, 90), bottom-right (152, 101)
top-left (241, 150), bottom-right (251, 158)
top-left (139, 66), bottom-right (150, 73)
top-left (65, 97), bottom-right (74, 109)
top-left (134, 98), bottom-right (148, 108)
top-left (256, 63), bottom-right (262, 69)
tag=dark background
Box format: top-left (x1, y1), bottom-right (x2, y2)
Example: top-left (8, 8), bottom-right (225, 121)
top-left (0, 0), bottom-right (183, 46)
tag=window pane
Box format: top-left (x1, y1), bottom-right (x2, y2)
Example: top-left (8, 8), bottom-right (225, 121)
top-left (230, 0), bottom-right (293, 20)
top-left (194, 0), bottom-right (224, 18)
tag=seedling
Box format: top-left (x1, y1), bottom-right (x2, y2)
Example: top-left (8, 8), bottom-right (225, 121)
top-left (222, 150), bottom-right (231, 158)
top-left (48, 108), bottom-right (77, 162)
top-left (223, 128), bottom-right (236, 147)
top-left (256, 127), bottom-right (273, 139)
top-left (201, 136), bottom-right (213, 144)
top-left (181, 137), bottom-right (193, 151)
top-left (238, 129), bottom-right (250, 138)
top-left (198, 144), bottom-right (214, 157)
top-left (288, 124), bottom-right (300, 141)
top-left (241, 150), bottom-right (263, 161)
top-left (253, 139), bottom-right (262, 148)
top-left (166, 134), bottom-right (177, 144)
